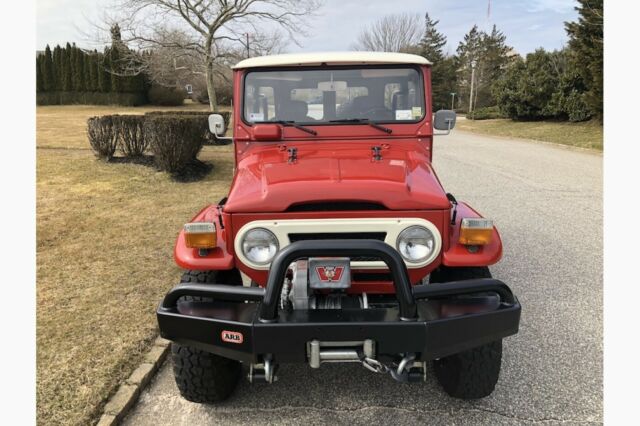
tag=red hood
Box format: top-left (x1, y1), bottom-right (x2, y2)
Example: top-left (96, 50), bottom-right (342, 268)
top-left (224, 140), bottom-right (450, 213)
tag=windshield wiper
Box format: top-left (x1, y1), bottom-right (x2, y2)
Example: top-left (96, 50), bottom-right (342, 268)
top-left (329, 118), bottom-right (392, 134)
top-left (263, 120), bottom-right (317, 136)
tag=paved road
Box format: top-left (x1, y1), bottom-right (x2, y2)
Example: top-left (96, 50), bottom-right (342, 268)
top-left (124, 131), bottom-right (603, 425)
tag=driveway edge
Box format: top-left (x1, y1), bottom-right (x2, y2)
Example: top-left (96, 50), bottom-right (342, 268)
top-left (95, 336), bottom-right (170, 426)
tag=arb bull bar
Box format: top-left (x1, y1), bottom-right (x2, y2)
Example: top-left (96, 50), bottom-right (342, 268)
top-left (157, 240), bottom-right (521, 367)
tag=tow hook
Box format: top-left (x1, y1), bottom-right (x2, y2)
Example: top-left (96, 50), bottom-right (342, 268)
top-left (388, 353), bottom-right (424, 383)
top-left (248, 355), bottom-right (278, 384)
top-left (361, 352), bottom-right (425, 383)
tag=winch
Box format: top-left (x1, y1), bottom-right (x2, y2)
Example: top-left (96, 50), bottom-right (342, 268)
top-left (281, 259), bottom-right (369, 311)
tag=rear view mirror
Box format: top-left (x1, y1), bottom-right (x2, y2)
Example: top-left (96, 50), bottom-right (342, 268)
top-left (208, 114), bottom-right (226, 136)
top-left (434, 110), bottom-right (456, 132)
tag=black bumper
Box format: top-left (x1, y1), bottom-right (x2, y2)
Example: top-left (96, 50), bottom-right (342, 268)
top-left (157, 240), bottom-right (521, 363)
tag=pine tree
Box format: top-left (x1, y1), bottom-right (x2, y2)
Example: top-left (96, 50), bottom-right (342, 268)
top-left (36, 56), bottom-right (44, 92)
top-left (87, 53), bottom-right (96, 92)
top-left (53, 45), bottom-right (63, 91)
top-left (478, 25), bottom-right (512, 107)
top-left (455, 25), bottom-right (483, 112)
top-left (63, 43), bottom-right (73, 91)
top-left (417, 13), bottom-right (455, 110)
top-left (566, 0), bottom-right (602, 120)
top-left (42, 45), bottom-right (55, 92)
top-left (419, 13), bottom-right (446, 63)
top-left (99, 50), bottom-right (112, 93)
top-left (73, 46), bottom-right (86, 92)
top-left (81, 53), bottom-right (89, 91)
top-left (109, 47), bottom-right (121, 93)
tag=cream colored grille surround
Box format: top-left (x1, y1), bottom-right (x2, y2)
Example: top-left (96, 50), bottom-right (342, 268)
top-left (234, 218), bottom-right (442, 270)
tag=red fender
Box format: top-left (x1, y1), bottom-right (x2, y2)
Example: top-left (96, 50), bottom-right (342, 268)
top-left (443, 202), bottom-right (503, 267)
top-left (174, 205), bottom-right (235, 271)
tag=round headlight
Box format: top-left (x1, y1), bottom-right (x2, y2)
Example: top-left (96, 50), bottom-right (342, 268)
top-left (242, 228), bottom-right (279, 265)
top-left (396, 226), bottom-right (435, 263)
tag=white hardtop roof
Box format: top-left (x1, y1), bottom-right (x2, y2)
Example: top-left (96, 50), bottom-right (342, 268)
top-left (232, 51), bottom-right (431, 69)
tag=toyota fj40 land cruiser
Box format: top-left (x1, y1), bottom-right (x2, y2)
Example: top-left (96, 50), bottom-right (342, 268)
top-left (157, 52), bottom-right (521, 402)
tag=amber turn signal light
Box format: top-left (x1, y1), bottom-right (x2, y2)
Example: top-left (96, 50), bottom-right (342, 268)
top-left (459, 218), bottom-right (493, 245)
top-left (184, 222), bottom-right (217, 249)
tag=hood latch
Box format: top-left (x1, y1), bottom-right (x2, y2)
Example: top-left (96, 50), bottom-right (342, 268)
top-left (371, 146), bottom-right (382, 161)
top-left (288, 147), bottom-right (298, 163)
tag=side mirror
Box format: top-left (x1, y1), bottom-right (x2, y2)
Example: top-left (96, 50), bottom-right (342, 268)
top-left (208, 114), bottom-right (226, 136)
top-left (434, 110), bottom-right (456, 133)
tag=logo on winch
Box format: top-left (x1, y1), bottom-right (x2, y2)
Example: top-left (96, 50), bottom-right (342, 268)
top-left (315, 266), bottom-right (345, 282)
top-left (221, 330), bottom-right (243, 344)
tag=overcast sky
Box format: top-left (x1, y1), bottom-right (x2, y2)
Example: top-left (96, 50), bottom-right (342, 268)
top-left (37, 0), bottom-right (578, 56)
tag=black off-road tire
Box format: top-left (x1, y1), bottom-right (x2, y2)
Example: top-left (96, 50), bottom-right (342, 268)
top-left (429, 266), bottom-right (503, 399)
top-left (171, 269), bottom-right (243, 403)
top-left (172, 344), bottom-right (241, 403)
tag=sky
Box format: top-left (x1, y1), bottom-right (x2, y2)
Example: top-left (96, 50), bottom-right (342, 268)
top-left (36, 0), bottom-right (579, 56)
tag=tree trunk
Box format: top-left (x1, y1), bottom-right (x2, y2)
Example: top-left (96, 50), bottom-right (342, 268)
top-left (205, 58), bottom-right (218, 112)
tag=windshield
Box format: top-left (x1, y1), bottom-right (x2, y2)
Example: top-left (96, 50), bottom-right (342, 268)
top-left (243, 66), bottom-right (425, 124)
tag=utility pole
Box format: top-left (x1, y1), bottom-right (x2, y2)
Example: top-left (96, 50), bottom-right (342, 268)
top-left (450, 92), bottom-right (456, 110)
top-left (245, 33), bottom-right (250, 58)
top-left (469, 60), bottom-right (476, 118)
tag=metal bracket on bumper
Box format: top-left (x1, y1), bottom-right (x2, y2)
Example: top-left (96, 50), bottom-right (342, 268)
top-left (157, 240), bottom-right (521, 364)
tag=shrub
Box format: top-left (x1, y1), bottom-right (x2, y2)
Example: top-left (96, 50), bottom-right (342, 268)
top-left (466, 106), bottom-right (504, 120)
top-left (87, 116), bottom-right (119, 160)
top-left (113, 115), bottom-right (147, 157)
top-left (145, 111), bottom-right (232, 145)
top-left (145, 115), bottom-right (204, 174)
top-left (147, 85), bottom-right (185, 106)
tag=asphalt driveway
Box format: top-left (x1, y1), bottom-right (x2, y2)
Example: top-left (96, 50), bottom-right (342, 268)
top-left (123, 130), bottom-right (603, 425)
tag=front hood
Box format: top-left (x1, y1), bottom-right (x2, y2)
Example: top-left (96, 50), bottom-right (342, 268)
top-left (224, 141), bottom-right (450, 213)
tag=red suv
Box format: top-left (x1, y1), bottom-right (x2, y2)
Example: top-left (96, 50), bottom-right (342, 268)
top-left (157, 52), bottom-right (521, 403)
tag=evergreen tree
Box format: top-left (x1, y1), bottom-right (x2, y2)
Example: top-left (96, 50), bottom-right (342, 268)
top-left (455, 25), bottom-right (483, 111)
top-left (99, 50), bottom-right (112, 93)
top-left (53, 45), bottom-right (63, 91)
top-left (566, 0), bottom-right (602, 120)
top-left (417, 13), bottom-right (455, 110)
top-left (109, 47), bottom-right (121, 93)
top-left (73, 46), bottom-right (86, 91)
top-left (87, 53), bottom-right (96, 92)
top-left (42, 45), bottom-right (55, 92)
top-left (477, 25), bottom-right (512, 107)
top-left (36, 56), bottom-right (44, 92)
top-left (419, 13), bottom-right (446, 63)
top-left (63, 43), bottom-right (73, 91)
top-left (80, 53), bottom-right (89, 91)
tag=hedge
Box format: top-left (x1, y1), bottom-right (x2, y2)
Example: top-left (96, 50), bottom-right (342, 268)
top-left (147, 85), bottom-right (185, 106)
top-left (144, 115), bottom-right (204, 174)
top-left (145, 111), bottom-right (232, 145)
top-left (87, 116), bottom-right (119, 160)
top-left (466, 106), bottom-right (505, 120)
top-left (112, 115), bottom-right (147, 157)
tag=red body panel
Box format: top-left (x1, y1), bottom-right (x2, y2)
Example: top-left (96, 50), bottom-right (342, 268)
top-left (224, 140), bottom-right (450, 213)
top-left (442, 202), bottom-right (503, 267)
top-left (174, 205), bottom-right (235, 271)
top-left (173, 64), bottom-right (504, 293)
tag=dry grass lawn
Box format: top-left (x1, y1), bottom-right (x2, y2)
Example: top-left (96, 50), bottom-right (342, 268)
top-left (457, 118), bottom-right (603, 151)
top-left (37, 104), bottom-right (234, 425)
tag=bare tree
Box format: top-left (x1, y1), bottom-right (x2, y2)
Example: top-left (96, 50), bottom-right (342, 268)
top-left (352, 13), bottom-right (422, 53)
top-left (103, 0), bottom-right (320, 110)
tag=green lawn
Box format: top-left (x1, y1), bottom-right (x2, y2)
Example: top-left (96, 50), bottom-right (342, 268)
top-left (457, 118), bottom-right (603, 151)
